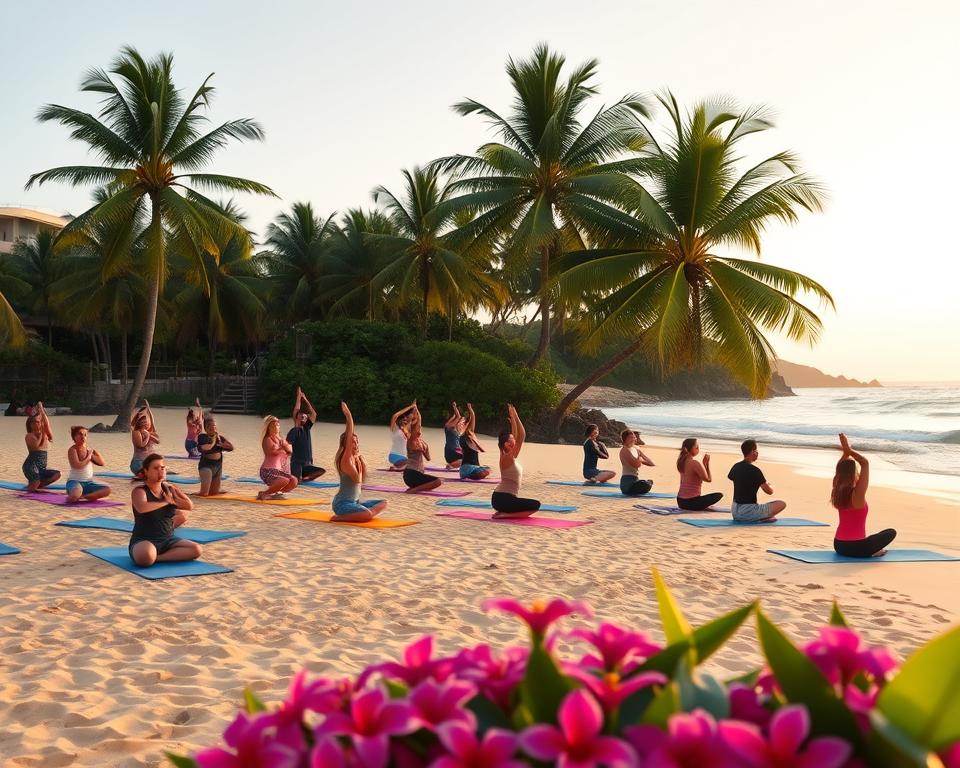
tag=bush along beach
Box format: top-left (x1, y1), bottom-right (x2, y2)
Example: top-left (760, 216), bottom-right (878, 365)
top-left (169, 571), bottom-right (960, 767)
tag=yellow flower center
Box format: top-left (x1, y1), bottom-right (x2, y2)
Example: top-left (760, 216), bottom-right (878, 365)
top-left (604, 672), bottom-right (620, 689)
top-left (531, 600), bottom-right (547, 613)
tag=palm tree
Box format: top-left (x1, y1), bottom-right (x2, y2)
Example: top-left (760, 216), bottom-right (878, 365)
top-left (549, 93), bottom-right (834, 437)
top-left (261, 202), bottom-right (335, 322)
top-left (437, 43), bottom-right (651, 366)
top-left (369, 166), bottom-right (494, 337)
top-left (26, 46), bottom-right (274, 429)
top-left (0, 257), bottom-right (29, 347)
top-left (11, 229), bottom-right (61, 346)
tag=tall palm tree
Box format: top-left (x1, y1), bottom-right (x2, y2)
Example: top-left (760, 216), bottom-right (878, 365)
top-left (549, 93), bottom-right (833, 436)
top-left (369, 166), bottom-right (494, 337)
top-left (26, 46), bottom-right (274, 429)
top-left (0, 257), bottom-right (29, 347)
top-left (11, 229), bottom-right (61, 346)
top-left (261, 202), bottom-right (335, 322)
top-left (437, 43), bottom-right (651, 366)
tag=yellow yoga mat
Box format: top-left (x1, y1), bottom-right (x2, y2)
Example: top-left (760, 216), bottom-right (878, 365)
top-left (194, 494), bottom-right (329, 506)
top-left (274, 510), bottom-right (417, 528)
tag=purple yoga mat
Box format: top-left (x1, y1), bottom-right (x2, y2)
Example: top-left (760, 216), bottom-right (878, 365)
top-left (377, 466), bottom-right (453, 473)
top-left (436, 510), bottom-right (591, 528)
top-left (450, 477), bottom-right (500, 485)
top-left (362, 484), bottom-right (471, 498)
top-left (18, 492), bottom-right (122, 508)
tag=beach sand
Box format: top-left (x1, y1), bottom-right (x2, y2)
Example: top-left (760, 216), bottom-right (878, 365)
top-left (0, 409), bottom-right (957, 766)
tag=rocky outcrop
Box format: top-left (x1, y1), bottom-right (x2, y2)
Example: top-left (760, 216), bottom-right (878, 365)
top-left (556, 384), bottom-right (660, 408)
top-left (528, 407), bottom-right (629, 447)
top-left (774, 359), bottom-right (882, 388)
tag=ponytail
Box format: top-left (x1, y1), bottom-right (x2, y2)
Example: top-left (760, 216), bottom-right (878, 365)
top-left (677, 438), bottom-right (697, 473)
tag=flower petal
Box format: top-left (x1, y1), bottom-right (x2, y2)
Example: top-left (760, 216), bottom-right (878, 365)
top-left (437, 721), bottom-right (477, 758)
top-left (769, 705), bottom-right (809, 757)
top-left (353, 734), bottom-right (391, 768)
top-left (795, 737), bottom-right (852, 768)
top-left (557, 689), bottom-right (603, 746)
top-left (718, 721), bottom-right (767, 767)
top-left (591, 735), bottom-right (638, 766)
top-left (194, 748), bottom-right (238, 768)
top-left (521, 724), bottom-right (567, 760)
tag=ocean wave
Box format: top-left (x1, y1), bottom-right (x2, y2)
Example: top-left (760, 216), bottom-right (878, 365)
top-left (940, 430), bottom-right (960, 445)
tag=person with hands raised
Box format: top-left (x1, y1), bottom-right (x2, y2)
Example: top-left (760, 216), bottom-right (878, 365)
top-left (387, 400), bottom-right (416, 469)
top-left (458, 402), bottom-right (491, 480)
top-left (66, 426), bottom-right (111, 502)
top-left (832, 433), bottom-right (896, 557)
top-left (130, 400), bottom-right (160, 475)
top-left (258, 415), bottom-right (298, 500)
top-left (332, 401), bottom-right (386, 522)
top-left (23, 401), bottom-right (61, 492)
top-left (129, 454), bottom-right (201, 567)
top-left (443, 402), bottom-right (465, 469)
top-left (287, 387), bottom-right (325, 482)
top-left (490, 404), bottom-right (540, 518)
top-left (402, 403), bottom-right (443, 493)
top-left (185, 398), bottom-right (203, 458)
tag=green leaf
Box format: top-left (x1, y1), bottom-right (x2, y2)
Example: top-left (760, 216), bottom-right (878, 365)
top-left (652, 567), bottom-right (692, 645)
top-left (518, 640), bottom-right (575, 724)
top-left (690, 602), bottom-right (756, 664)
top-left (877, 623), bottom-right (960, 750)
top-left (467, 694), bottom-right (513, 734)
top-left (384, 679), bottom-right (409, 699)
top-left (725, 668), bottom-right (762, 687)
top-left (755, 610), bottom-right (863, 748)
top-left (829, 601), bottom-right (850, 628)
top-left (676, 660), bottom-right (729, 719)
top-left (866, 710), bottom-right (945, 768)
top-left (243, 687), bottom-right (267, 714)
top-left (639, 682), bottom-right (679, 728)
top-left (165, 753), bottom-right (199, 768)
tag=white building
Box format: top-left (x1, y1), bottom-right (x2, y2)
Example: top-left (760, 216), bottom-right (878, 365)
top-left (0, 206), bottom-right (71, 253)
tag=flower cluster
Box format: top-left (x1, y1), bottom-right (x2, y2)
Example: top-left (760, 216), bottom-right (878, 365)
top-left (179, 593), bottom-right (960, 768)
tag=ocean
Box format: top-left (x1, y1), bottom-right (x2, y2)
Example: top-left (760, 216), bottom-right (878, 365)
top-left (605, 385), bottom-right (960, 507)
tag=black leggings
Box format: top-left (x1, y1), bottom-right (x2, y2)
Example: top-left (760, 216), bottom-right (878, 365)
top-left (677, 492), bottom-right (724, 511)
top-left (491, 491), bottom-right (541, 513)
top-left (620, 476), bottom-right (653, 496)
top-left (403, 468), bottom-right (438, 488)
top-left (834, 529), bottom-right (897, 558)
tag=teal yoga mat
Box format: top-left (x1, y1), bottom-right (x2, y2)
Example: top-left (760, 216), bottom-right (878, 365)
top-left (237, 476), bottom-right (338, 489)
top-left (57, 517), bottom-right (246, 543)
top-left (582, 490), bottom-right (674, 499)
top-left (635, 504), bottom-right (729, 515)
top-left (679, 517), bottom-right (828, 528)
top-left (95, 472), bottom-right (209, 485)
top-left (546, 480), bottom-right (613, 487)
top-left (84, 547), bottom-right (233, 579)
top-left (435, 499), bottom-right (577, 513)
top-left (0, 543), bottom-right (20, 555)
top-left (769, 549), bottom-right (960, 564)
top-left (0, 480), bottom-right (67, 491)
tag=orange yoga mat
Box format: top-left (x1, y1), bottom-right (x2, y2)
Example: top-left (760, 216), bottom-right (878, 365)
top-left (274, 510), bottom-right (417, 528)
top-left (193, 494), bottom-right (328, 506)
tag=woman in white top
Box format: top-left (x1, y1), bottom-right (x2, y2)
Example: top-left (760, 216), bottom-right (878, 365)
top-left (490, 404), bottom-right (540, 518)
top-left (66, 426), bottom-right (111, 502)
top-left (387, 401), bottom-right (416, 469)
top-left (618, 429), bottom-right (656, 496)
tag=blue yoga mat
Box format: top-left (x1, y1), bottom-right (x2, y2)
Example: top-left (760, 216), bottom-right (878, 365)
top-left (769, 549), bottom-right (960, 564)
top-left (0, 543), bottom-right (21, 555)
top-left (680, 517), bottom-right (829, 528)
top-left (546, 480), bottom-right (613, 487)
top-left (582, 490), bottom-right (674, 499)
top-left (0, 479), bottom-right (68, 491)
top-left (435, 499), bottom-right (578, 513)
top-left (237, 476), bottom-right (338, 489)
top-left (95, 472), bottom-right (208, 485)
top-left (84, 547), bottom-right (233, 579)
top-left (57, 517), bottom-right (246, 543)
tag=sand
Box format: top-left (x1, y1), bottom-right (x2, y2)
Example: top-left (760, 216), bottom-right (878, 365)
top-left (0, 408), bottom-right (957, 767)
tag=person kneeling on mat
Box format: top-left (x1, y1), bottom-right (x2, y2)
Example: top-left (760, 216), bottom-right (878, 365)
top-left (66, 426), bottom-right (110, 503)
top-left (459, 402), bottom-right (491, 480)
top-left (676, 438), bottom-right (724, 510)
top-left (197, 416), bottom-right (233, 497)
top-left (583, 424), bottom-right (617, 484)
top-left (23, 402), bottom-right (61, 492)
top-left (258, 416), bottom-right (298, 500)
top-left (831, 433), bottom-right (896, 557)
top-left (129, 454), bottom-right (201, 567)
top-left (332, 401), bottom-right (386, 523)
top-left (403, 404), bottom-right (443, 493)
top-left (443, 402), bottom-right (465, 469)
top-left (728, 439), bottom-right (786, 522)
top-left (491, 404), bottom-right (540, 519)
top-left (618, 430), bottom-right (655, 495)
top-left (288, 387), bottom-right (325, 482)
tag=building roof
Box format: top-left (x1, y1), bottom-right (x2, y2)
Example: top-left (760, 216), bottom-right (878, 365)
top-left (0, 207), bottom-right (71, 228)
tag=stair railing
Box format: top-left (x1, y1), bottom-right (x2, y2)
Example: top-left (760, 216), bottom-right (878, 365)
top-left (240, 354), bottom-right (264, 414)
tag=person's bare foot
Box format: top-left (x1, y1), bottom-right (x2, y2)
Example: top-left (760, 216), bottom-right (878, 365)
top-left (759, 517), bottom-right (778, 524)
top-left (256, 491), bottom-right (268, 501)
top-left (871, 549), bottom-right (888, 557)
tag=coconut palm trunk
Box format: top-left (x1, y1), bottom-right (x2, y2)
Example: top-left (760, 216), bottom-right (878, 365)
top-left (528, 247), bottom-right (551, 367)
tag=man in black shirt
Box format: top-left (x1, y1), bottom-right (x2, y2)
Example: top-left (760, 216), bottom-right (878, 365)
top-left (287, 387), bottom-right (326, 482)
top-left (727, 439), bottom-right (786, 522)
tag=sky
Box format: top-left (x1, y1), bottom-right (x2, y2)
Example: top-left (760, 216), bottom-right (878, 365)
top-left (2, 0), bottom-right (958, 383)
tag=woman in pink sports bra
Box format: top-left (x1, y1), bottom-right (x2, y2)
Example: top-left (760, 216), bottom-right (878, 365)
top-left (258, 416), bottom-right (298, 500)
top-left (831, 433), bottom-right (896, 557)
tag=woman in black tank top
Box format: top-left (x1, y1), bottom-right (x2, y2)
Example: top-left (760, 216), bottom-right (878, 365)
top-left (129, 454), bottom-right (202, 567)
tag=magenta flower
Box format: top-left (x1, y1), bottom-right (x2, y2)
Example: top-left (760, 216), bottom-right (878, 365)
top-left (566, 667), bottom-right (666, 713)
top-left (940, 742), bottom-right (960, 768)
top-left (626, 710), bottom-right (736, 767)
top-left (195, 711), bottom-right (302, 768)
top-left (520, 688), bottom-right (636, 767)
top-left (728, 684), bottom-right (772, 728)
top-left (358, 636), bottom-right (453, 688)
top-left (483, 597), bottom-right (593, 637)
top-left (453, 644), bottom-right (528, 711)
top-left (431, 722), bottom-right (526, 768)
top-left (568, 622), bottom-right (662, 673)
top-left (803, 627), bottom-right (897, 688)
top-left (719, 705), bottom-right (852, 768)
top-left (272, 671), bottom-right (351, 740)
top-left (310, 737), bottom-right (347, 768)
top-left (316, 686), bottom-right (417, 768)
top-left (408, 678), bottom-right (477, 731)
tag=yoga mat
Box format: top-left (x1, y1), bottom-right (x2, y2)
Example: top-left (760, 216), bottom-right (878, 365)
top-left (378, 466), bottom-right (453, 473)
top-left (582, 490), bottom-right (674, 499)
top-left (435, 499), bottom-right (578, 513)
top-left (193, 494), bottom-right (328, 506)
top-left (163, 455), bottom-right (199, 460)
top-left (0, 543), bottom-right (20, 555)
top-left (17, 492), bottom-right (122, 508)
top-left (236, 476), bottom-right (339, 489)
top-left (0, 480), bottom-right (67, 491)
top-left (436, 510), bottom-right (591, 528)
top-left (679, 517), bottom-right (829, 528)
top-left (769, 549), bottom-right (960, 564)
top-left (546, 480), bottom-right (614, 487)
top-left (362, 484), bottom-right (470, 498)
top-left (84, 547), bottom-right (233, 579)
top-left (56, 516), bottom-right (246, 543)
top-left (95, 472), bottom-right (206, 485)
top-left (274, 510), bottom-right (418, 528)
top-left (634, 504), bottom-right (729, 515)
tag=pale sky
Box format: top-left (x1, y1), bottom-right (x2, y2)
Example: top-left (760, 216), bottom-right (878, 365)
top-left (3, 0), bottom-right (958, 382)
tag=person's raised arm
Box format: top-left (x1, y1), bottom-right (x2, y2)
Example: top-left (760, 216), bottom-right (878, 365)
top-left (466, 403), bottom-right (476, 434)
top-left (196, 397), bottom-right (203, 424)
top-left (342, 401), bottom-right (355, 451)
top-left (840, 433), bottom-right (870, 506)
top-left (508, 404), bottom-right (525, 457)
top-left (445, 402), bottom-right (461, 428)
top-left (302, 391), bottom-right (317, 423)
top-left (389, 401), bottom-right (415, 431)
top-left (292, 387), bottom-right (303, 422)
top-left (38, 402), bottom-right (53, 440)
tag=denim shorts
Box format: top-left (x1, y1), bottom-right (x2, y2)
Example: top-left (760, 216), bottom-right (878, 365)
top-left (332, 498), bottom-right (384, 516)
top-left (388, 452), bottom-right (407, 466)
top-left (66, 480), bottom-right (107, 496)
top-left (459, 464), bottom-right (489, 480)
top-left (583, 467), bottom-right (601, 479)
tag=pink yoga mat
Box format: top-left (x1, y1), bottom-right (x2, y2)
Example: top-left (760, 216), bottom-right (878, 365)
top-left (377, 466), bottom-right (454, 473)
top-left (362, 484), bottom-right (471, 498)
top-left (436, 510), bottom-right (591, 528)
top-left (18, 492), bottom-right (122, 508)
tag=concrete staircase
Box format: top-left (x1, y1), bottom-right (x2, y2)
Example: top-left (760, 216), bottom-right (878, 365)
top-left (212, 378), bottom-right (259, 414)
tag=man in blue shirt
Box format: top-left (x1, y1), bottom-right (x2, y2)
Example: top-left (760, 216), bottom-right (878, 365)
top-left (287, 387), bottom-right (326, 482)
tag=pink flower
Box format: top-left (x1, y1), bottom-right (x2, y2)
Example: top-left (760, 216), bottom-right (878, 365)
top-left (408, 679), bottom-right (477, 731)
top-left (568, 622), bottom-right (662, 673)
top-left (625, 710), bottom-right (735, 767)
top-left (565, 667), bottom-right (666, 713)
top-left (431, 722), bottom-right (526, 768)
top-left (719, 705), bottom-right (852, 768)
top-left (728, 684), bottom-right (772, 728)
top-left (483, 597), bottom-right (593, 637)
top-left (520, 688), bottom-right (636, 767)
top-left (802, 627), bottom-right (896, 688)
top-left (316, 687), bottom-right (417, 768)
top-left (453, 644), bottom-right (528, 711)
top-left (272, 671), bottom-right (351, 739)
top-left (195, 711), bottom-right (302, 768)
top-left (940, 742), bottom-right (960, 768)
top-left (358, 636), bottom-right (453, 688)
top-left (310, 737), bottom-right (347, 768)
